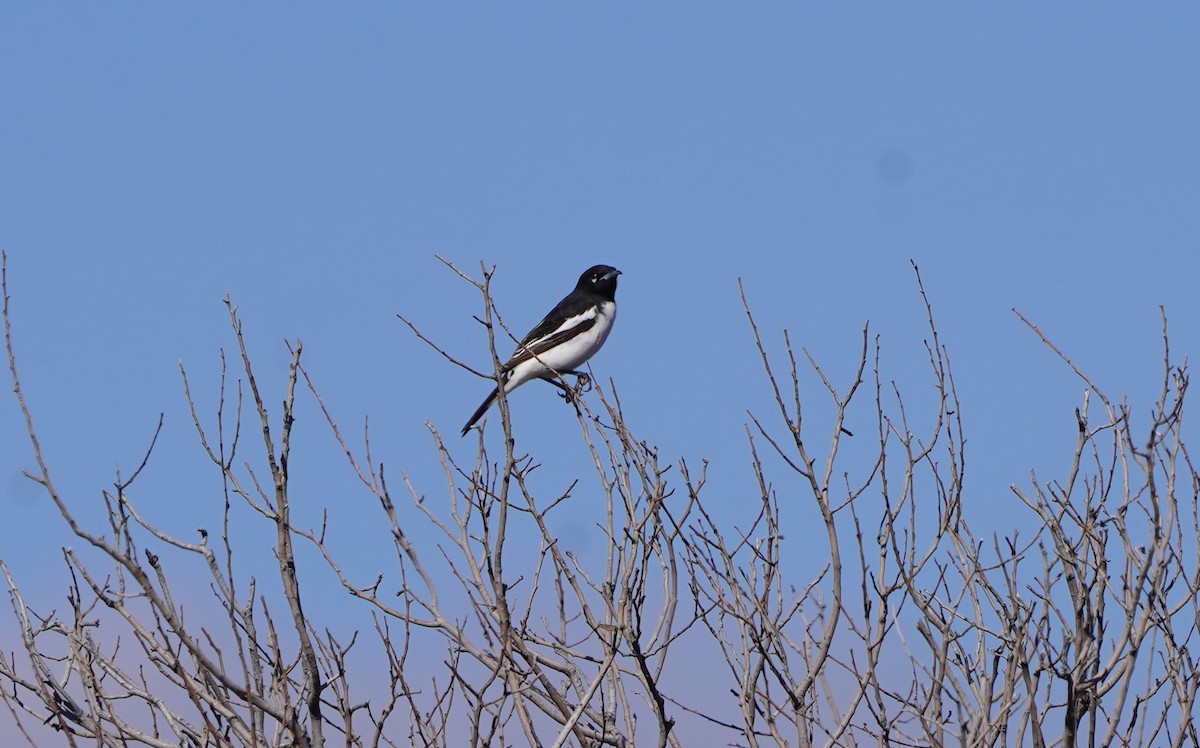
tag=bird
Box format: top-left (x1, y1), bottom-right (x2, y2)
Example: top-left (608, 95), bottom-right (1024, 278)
top-left (461, 265), bottom-right (621, 436)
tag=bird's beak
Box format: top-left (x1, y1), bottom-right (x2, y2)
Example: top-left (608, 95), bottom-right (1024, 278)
top-left (602, 269), bottom-right (622, 281)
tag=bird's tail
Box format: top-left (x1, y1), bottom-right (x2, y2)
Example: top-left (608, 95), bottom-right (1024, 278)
top-left (461, 386), bottom-right (500, 436)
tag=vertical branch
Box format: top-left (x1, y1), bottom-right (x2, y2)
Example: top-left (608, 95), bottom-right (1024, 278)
top-left (229, 299), bottom-right (323, 748)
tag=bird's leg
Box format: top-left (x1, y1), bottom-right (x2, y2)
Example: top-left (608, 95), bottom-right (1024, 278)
top-left (543, 370), bottom-right (592, 409)
top-left (542, 376), bottom-right (575, 398)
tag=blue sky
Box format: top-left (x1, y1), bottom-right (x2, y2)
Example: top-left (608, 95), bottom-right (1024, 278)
top-left (2, 3), bottom-right (1199, 740)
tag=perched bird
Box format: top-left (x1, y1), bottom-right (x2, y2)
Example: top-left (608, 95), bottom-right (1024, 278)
top-left (462, 265), bottom-right (621, 436)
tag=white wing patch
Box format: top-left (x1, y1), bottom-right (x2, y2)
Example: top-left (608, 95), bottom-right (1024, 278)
top-left (530, 307), bottom-right (599, 348)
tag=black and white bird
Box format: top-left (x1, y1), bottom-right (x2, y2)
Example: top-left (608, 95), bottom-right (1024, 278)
top-left (461, 265), bottom-right (621, 436)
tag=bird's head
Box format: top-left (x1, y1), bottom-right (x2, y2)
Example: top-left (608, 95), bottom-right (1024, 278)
top-left (578, 265), bottom-right (621, 300)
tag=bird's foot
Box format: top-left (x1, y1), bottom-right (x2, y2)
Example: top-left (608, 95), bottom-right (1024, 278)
top-left (556, 372), bottom-right (592, 404)
top-left (573, 371), bottom-right (593, 394)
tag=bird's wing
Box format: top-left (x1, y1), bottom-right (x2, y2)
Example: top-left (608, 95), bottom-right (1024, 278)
top-left (503, 309), bottom-right (599, 372)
